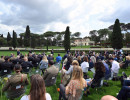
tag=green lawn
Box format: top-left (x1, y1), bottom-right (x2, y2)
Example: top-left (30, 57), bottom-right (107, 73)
top-left (0, 51), bottom-right (130, 100)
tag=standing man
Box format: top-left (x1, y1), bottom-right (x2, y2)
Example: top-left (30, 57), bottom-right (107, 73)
top-left (17, 49), bottom-right (20, 56)
top-left (51, 49), bottom-right (54, 55)
top-left (56, 54), bottom-right (62, 63)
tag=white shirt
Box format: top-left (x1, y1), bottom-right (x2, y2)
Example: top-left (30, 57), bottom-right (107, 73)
top-left (20, 93), bottom-right (52, 100)
top-left (81, 61), bottom-right (89, 73)
top-left (111, 60), bottom-right (120, 74)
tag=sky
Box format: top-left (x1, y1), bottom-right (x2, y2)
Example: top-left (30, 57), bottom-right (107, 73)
top-left (0, 0), bottom-right (130, 37)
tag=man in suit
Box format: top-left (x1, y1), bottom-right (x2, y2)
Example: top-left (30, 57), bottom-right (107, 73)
top-left (21, 57), bottom-right (33, 73)
top-left (43, 60), bottom-right (59, 86)
top-left (2, 64), bottom-right (29, 99)
top-left (0, 56), bottom-right (13, 76)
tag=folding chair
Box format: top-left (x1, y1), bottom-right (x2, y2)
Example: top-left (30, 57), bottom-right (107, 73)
top-left (29, 68), bottom-right (42, 76)
top-left (45, 74), bottom-right (58, 87)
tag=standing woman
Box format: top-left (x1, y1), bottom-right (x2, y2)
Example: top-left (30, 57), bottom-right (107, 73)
top-left (21, 74), bottom-right (52, 100)
top-left (39, 55), bottom-right (48, 74)
top-left (59, 66), bottom-right (87, 100)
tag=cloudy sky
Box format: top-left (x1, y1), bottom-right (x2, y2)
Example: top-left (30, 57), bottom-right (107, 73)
top-left (0, 0), bottom-right (130, 37)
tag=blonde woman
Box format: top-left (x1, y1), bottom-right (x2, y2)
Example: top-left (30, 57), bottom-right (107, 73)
top-left (59, 66), bottom-right (87, 100)
top-left (61, 60), bottom-right (79, 86)
top-left (39, 55), bottom-right (48, 73)
top-left (120, 56), bottom-right (130, 69)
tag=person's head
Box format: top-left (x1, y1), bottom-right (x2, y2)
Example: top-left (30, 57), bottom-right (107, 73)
top-left (67, 56), bottom-right (72, 63)
top-left (77, 56), bottom-right (81, 61)
top-left (1, 55), bottom-right (4, 59)
top-left (58, 54), bottom-right (60, 56)
top-left (94, 61), bottom-right (105, 73)
top-left (4, 56), bottom-right (10, 61)
top-left (24, 57), bottom-right (28, 61)
top-left (14, 64), bottom-right (22, 73)
top-left (49, 60), bottom-right (54, 66)
top-left (71, 66), bottom-right (84, 89)
top-left (101, 95), bottom-right (118, 100)
top-left (109, 54), bottom-right (113, 58)
top-left (83, 56), bottom-right (88, 62)
top-left (109, 57), bottom-right (114, 63)
top-left (90, 56), bottom-right (96, 63)
top-left (30, 74), bottom-right (46, 100)
top-left (126, 56), bottom-right (130, 61)
top-left (42, 55), bottom-right (47, 61)
top-left (50, 54), bottom-right (53, 57)
top-left (72, 60), bottom-right (79, 66)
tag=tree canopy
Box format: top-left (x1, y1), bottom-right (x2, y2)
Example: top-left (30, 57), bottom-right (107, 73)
top-left (12, 30), bottom-right (17, 49)
top-left (24, 25), bottom-right (31, 47)
top-left (64, 26), bottom-right (71, 51)
top-left (111, 19), bottom-right (123, 49)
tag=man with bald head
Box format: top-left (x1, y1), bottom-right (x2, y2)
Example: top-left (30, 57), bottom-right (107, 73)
top-left (101, 95), bottom-right (118, 100)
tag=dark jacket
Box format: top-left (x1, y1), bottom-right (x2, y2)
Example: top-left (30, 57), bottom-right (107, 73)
top-left (21, 61), bottom-right (33, 73)
top-left (0, 61), bottom-right (13, 76)
top-left (91, 71), bottom-right (105, 88)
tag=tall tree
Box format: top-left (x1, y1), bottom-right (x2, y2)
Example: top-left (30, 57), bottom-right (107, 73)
top-left (31, 35), bottom-right (36, 49)
top-left (125, 32), bottom-right (130, 46)
top-left (12, 30), bottom-right (17, 49)
top-left (24, 25), bottom-right (31, 47)
top-left (111, 19), bottom-right (123, 49)
top-left (0, 37), bottom-right (7, 47)
top-left (71, 32), bottom-right (81, 38)
top-left (64, 26), bottom-right (71, 51)
top-left (7, 32), bottom-right (12, 46)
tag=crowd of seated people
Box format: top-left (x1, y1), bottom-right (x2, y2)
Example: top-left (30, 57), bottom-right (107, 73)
top-left (0, 50), bottom-right (130, 100)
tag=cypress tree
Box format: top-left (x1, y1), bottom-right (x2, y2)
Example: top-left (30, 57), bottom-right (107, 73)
top-left (31, 35), bottom-right (36, 49)
top-left (24, 25), bottom-right (30, 47)
top-left (64, 26), bottom-right (71, 52)
top-left (7, 32), bottom-right (11, 46)
top-left (12, 30), bottom-right (17, 49)
top-left (111, 19), bottom-right (123, 49)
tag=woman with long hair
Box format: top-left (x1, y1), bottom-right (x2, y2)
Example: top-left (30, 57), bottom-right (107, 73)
top-left (77, 56), bottom-right (81, 66)
top-left (64, 56), bottom-right (72, 70)
top-left (88, 61), bottom-right (105, 88)
top-left (39, 55), bottom-right (48, 74)
top-left (85, 61), bottom-right (105, 95)
top-left (21, 74), bottom-right (51, 100)
top-left (59, 66), bottom-right (87, 100)
top-left (61, 60), bottom-right (79, 86)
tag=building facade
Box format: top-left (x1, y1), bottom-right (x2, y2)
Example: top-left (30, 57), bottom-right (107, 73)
top-left (74, 37), bottom-right (94, 46)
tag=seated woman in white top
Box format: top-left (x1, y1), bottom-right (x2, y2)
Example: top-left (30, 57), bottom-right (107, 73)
top-left (21, 74), bottom-right (51, 100)
top-left (81, 56), bottom-right (89, 73)
top-left (81, 56), bottom-right (89, 79)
